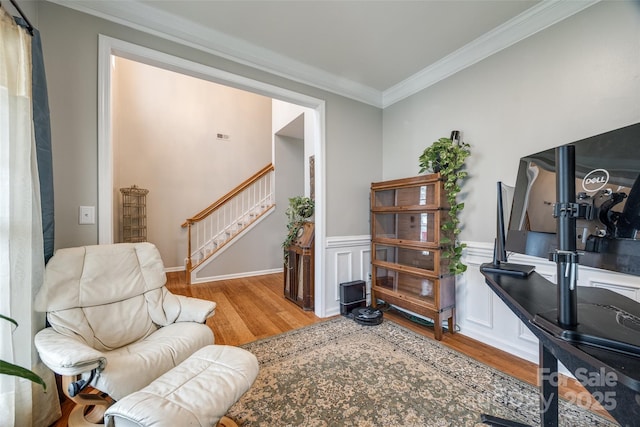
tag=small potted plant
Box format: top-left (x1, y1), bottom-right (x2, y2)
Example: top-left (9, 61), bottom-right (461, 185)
top-left (419, 135), bottom-right (471, 275)
top-left (282, 196), bottom-right (315, 265)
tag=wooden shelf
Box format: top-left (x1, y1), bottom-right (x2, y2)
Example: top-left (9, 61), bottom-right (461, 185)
top-left (370, 173), bottom-right (455, 340)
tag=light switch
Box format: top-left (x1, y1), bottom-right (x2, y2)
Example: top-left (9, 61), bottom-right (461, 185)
top-left (79, 206), bottom-right (95, 225)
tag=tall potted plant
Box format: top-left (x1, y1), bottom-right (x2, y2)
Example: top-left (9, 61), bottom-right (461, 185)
top-left (419, 136), bottom-right (471, 275)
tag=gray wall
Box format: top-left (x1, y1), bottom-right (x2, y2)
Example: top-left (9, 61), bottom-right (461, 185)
top-left (38, 2), bottom-right (382, 256)
top-left (39, 1), bottom-right (634, 276)
top-left (382, 1), bottom-right (640, 245)
top-left (196, 134), bottom-right (304, 278)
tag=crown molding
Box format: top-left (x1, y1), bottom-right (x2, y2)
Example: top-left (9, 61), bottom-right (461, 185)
top-left (48, 0), bottom-right (599, 109)
top-left (382, 0), bottom-right (600, 108)
top-left (47, 0), bottom-right (382, 106)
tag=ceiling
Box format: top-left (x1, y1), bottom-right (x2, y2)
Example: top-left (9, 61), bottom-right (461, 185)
top-left (50, 0), bottom-right (599, 107)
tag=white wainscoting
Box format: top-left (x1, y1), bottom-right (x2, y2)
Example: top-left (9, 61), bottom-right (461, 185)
top-left (461, 241), bottom-right (640, 369)
top-left (324, 235), bottom-right (371, 317)
top-left (323, 237), bottom-right (640, 368)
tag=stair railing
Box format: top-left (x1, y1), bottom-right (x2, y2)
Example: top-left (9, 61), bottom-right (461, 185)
top-left (182, 164), bottom-right (275, 282)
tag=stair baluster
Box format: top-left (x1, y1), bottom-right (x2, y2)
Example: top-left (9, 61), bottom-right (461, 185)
top-left (182, 164), bottom-right (275, 284)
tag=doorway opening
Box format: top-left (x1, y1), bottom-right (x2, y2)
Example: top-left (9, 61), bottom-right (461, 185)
top-left (97, 35), bottom-right (327, 317)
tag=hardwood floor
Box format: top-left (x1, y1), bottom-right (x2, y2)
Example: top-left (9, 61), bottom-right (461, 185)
top-left (165, 271), bottom-right (325, 346)
top-left (52, 272), bottom-right (612, 425)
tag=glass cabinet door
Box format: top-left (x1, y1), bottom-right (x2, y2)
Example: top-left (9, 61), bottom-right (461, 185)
top-left (372, 212), bottom-right (439, 244)
top-left (373, 267), bottom-right (435, 302)
top-left (373, 244), bottom-right (439, 274)
top-left (372, 182), bottom-right (440, 208)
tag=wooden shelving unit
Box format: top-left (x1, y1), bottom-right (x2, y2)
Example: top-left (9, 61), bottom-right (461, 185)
top-left (370, 173), bottom-right (455, 340)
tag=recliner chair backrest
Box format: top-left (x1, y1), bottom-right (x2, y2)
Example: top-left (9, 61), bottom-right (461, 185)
top-left (35, 243), bottom-right (168, 352)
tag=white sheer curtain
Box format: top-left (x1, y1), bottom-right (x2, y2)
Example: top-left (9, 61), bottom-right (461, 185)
top-left (0, 7), bottom-right (59, 426)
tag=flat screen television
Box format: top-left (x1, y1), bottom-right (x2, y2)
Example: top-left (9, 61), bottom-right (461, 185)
top-left (506, 122), bottom-right (640, 277)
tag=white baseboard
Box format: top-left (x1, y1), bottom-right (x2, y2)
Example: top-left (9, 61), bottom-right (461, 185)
top-left (190, 268), bottom-right (283, 284)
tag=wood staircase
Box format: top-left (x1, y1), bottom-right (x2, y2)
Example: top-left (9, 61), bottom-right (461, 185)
top-left (182, 164), bottom-right (275, 284)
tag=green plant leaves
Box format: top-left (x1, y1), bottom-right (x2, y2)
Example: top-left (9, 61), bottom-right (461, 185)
top-left (285, 196), bottom-right (315, 224)
top-left (0, 314), bottom-right (17, 328)
top-left (418, 137), bottom-right (471, 275)
top-left (0, 360), bottom-right (46, 390)
top-left (0, 316), bottom-right (46, 390)
top-left (283, 196), bottom-right (315, 265)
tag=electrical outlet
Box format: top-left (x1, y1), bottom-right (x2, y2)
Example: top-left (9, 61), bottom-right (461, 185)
top-left (79, 206), bottom-right (95, 225)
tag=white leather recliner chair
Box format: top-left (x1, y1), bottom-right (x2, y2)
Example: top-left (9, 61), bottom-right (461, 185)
top-left (34, 243), bottom-right (217, 426)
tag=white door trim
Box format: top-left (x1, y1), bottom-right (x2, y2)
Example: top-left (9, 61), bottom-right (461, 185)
top-left (97, 35), bottom-right (328, 317)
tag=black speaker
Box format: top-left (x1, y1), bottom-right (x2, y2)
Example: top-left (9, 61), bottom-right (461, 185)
top-left (339, 280), bottom-right (366, 316)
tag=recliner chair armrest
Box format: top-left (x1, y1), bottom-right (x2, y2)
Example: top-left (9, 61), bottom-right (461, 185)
top-left (34, 328), bottom-right (106, 376)
top-left (174, 295), bottom-right (216, 323)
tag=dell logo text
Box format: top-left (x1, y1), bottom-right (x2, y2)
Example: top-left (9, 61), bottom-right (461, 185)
top-left (582, 169), bottom-right (610, 192)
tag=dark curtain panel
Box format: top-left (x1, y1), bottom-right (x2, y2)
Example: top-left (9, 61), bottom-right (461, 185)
top-left (15, 17), bottom-right (55, 263)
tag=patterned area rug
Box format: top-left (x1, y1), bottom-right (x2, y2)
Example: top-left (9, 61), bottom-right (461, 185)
top-left (227, 317), bottom-right (616, 426)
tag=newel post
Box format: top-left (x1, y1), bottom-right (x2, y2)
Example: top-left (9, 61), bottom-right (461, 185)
top-left (186, 222), bottom-right (192, 285)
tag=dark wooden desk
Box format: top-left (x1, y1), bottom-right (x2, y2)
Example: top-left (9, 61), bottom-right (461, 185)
top-left (482, 270), bottom-right (640, 426)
